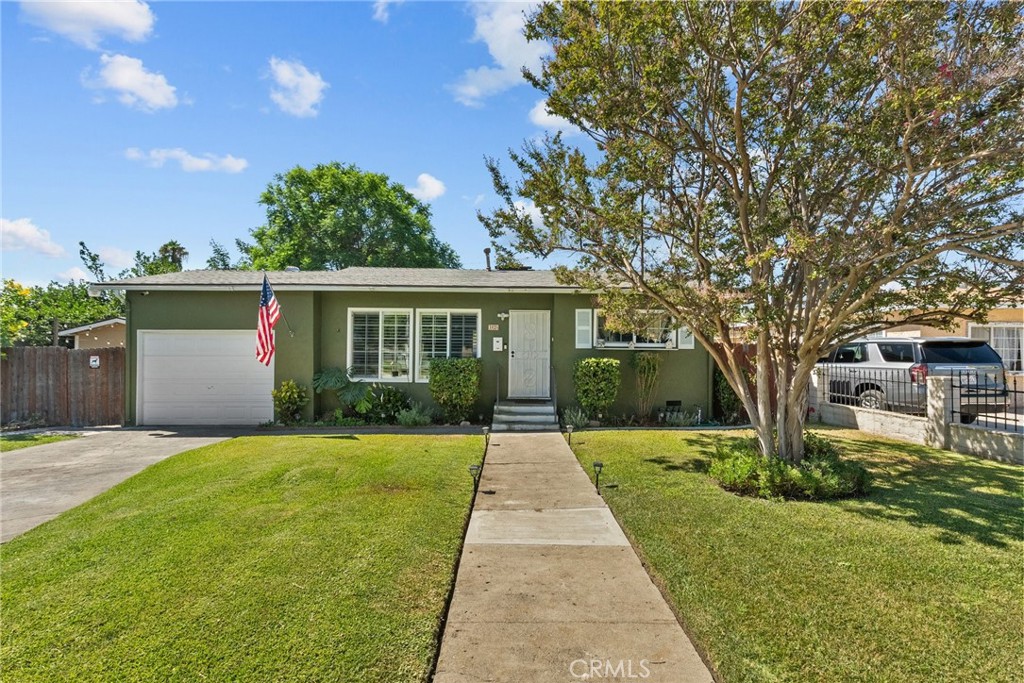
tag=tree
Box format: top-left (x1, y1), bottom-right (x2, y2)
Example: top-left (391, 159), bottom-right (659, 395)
top-left (239, 162), bottom-right (462, 270)
top-left (80, 240), bottom-right (189, 279)
top-left (482, 2), bottom-right (1024, 462)
top-left (7, 280), bottom-right (123, 347)
top-left (157, 240), bottom-right (189, 269)
top-left (1, 280), bottom-right (32, 348)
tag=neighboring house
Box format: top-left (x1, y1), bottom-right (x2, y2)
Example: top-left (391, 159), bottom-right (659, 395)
top-left (57, 318), bottom-right (126, 350)
top-left (91, 269), bottom-right (714, 426)
top-left (881, 305), bottom-right (1024, 372)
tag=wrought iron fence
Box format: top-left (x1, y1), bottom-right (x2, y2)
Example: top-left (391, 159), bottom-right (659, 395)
top-left (950, 370), bottom-right (1022, 433)
top-left (816, 365), bottom-right (927, 415)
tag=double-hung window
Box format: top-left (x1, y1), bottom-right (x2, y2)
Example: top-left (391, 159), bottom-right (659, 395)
top-left (591, 310), bottom-right (694, 349)
top-left (416, 310), bottom-right (480, 381)
top-left (349, 310), bottom-right (412, 380)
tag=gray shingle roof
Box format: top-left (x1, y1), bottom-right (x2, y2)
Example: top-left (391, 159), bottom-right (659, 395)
top-left (92, 267), bottom-right (574, 291)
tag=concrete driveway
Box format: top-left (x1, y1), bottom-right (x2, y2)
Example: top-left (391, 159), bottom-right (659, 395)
top-left (1, 428), bottom-right (243, 543)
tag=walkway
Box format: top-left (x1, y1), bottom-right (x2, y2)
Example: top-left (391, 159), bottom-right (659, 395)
top-left (433, 432), bottom-right (715, 683)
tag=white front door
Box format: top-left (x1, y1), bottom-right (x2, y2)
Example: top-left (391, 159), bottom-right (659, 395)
top-left (508, 310), bottom-right (550, 398)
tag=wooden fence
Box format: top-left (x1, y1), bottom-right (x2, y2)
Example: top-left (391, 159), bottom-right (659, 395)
top-left (1, 347), bottom-right (125, 427)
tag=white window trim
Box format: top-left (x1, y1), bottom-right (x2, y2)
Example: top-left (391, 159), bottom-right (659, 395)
top-left (575, 309), bottom-right (593, 349)
top-left (346, 308), bottom-right (414, 383)
top-left (968, 321), bottom-right (1023, 370)
top-left (414, 309), bottom-right (482, 383)
top-left (592, 309), bottom-right (694, 350)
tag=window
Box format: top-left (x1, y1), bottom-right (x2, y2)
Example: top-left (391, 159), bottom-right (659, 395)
top-left (593, 311), bottom-right (694, 349)
top-left (969, 323), bottom-right (1023, 371)
top-left (349, 310), bottom-right (411, 380)
top-left (833, 343), bottom-right (868, 363)
top-left (921, 340), bottom-right (1003, 365)
top-left (575, 309), bottom-right (592, 349)
top-left (876, 343), bottom-right (915, 363)
top-left (416, 310), bottom-right (480, 381)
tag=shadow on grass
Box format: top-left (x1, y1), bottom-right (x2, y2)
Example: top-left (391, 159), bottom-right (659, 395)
top-left (678, 430), bottom-right (1023, 548)
top-left (294, 434), bottom-right (360, 440)
top-left (644, 455), bottom-right (709, 473)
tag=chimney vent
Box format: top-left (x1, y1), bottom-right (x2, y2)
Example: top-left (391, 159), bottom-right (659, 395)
top-left (484, 247), bottom-right (492, 271)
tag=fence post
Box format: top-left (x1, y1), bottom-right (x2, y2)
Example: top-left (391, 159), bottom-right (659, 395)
top-left (925, 376), bottom-right (953, 450)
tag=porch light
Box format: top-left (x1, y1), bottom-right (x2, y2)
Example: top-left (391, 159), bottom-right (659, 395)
top-left (592, 461), bottom-right (603, 493)
top-left (566, 424), bottom-right (574, 445)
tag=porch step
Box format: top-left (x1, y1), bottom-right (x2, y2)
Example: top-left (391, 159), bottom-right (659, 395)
top-left (491, 401), bottom-right (558, 429)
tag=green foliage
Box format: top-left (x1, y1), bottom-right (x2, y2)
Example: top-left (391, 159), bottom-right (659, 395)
top-left (428, 357), bottom-right (481, 423)
top-left (664, 410), bottom-right (700, 427)
top-left (271, 380), bottom-right (309, 425)
top-left (483, 1), bottom-right (1024, 462)
top-left (710, 433), bottom-right (870, 500)
top-left (573, 358), bottom-right (620, 416)
top-left (561, 405), bottom-right (590, 429)
top-left (2, 278), bottom-right (124, 347)
top-left (630, 352), bottom-right (661, 419)
top-left (1, 280), bottom-right (32, 347)
top-left (355, 384), bottom-right (411, 425)
top-left (331, 410), bottom-right (367, 427)
top-left (239, 162), bottom-right (462, 270)
top-left (397, 402), bottom-right (434, 427)
top-left (311, 367), bottom-right (369, 406)
top-left (713, 366), bottom-right (747, 426)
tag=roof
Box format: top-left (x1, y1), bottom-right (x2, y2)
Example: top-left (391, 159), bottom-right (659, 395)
top-left (57, 318), bottom-right (126, 337)
top-left (89, 268), bottom-right (579, 293)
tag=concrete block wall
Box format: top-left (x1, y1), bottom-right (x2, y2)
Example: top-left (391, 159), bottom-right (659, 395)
top-left (809, 370), bottom-right (1023, 464)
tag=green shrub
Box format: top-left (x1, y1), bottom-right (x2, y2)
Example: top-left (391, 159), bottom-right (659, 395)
top-left (561, 405), bottom-right (590, 429)
top-left (709, 433), bottom-right (870, 500)
top-left (630, 352), bottom-right (661, 419)
top-left (397, 402), bottom-right (434, 427)
top-left (573, 357), bottom-right (620, 416)
top-left (713, 365), bottom-right (747, 425)
top-left (272, 380), bottom-right (309, 425)
top-left (665, 410), bottom-right (700, 427)
top-left (332, 410), bottom-right (367, 427)
top-left (354, 384), bottom-right (410, 424)
top-left (428, 357), bottom-right (481, 423)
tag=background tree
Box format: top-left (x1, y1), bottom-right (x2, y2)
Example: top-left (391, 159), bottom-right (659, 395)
top-left (482, 1), bottom-right (1023, 462)
top-left (239, 162), bottom-right (462, 270)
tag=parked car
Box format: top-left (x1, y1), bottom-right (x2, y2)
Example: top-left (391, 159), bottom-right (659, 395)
top-left (817, 337), bottom-right (1007, 423)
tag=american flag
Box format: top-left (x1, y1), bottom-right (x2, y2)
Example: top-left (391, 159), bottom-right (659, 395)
top-left (256, 274), bottom-right (281, 365)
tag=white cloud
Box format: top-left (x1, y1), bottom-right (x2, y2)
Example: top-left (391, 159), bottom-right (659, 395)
top-left (1, 217), bottom-right (66, 258)
top-left (85, 54), bottom-right (178, 112)
top-left (268, 57), bottom-right (328, 118)
top-left (97, 246), bottom-right (135, 269)
top-left (20, 0), bottom-right (154, 50)
top-left (529, 98), bottom-right (580, 135)
top-left (514, 199), bottom-right (544, 231)
top-left (407, 173), bottom-right (446, 201)
top-left (57, 266), bottom-right (91, 282)
top-left (450, 2), bottom-right (548, 107)
top-left (125, 147), bottom-right (248, 173)
top-left (372, 0), bottom-right (404, 23)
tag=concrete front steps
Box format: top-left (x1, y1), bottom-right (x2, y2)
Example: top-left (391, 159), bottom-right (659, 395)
top-left (491, 401), bottom-right (560, 432)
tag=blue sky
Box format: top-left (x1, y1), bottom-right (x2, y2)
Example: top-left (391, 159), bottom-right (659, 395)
top-left (2, 1), bottom-right (574, 285)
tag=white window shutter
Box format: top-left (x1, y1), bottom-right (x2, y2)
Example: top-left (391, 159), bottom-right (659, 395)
top-left (575, 309), bottom-right (593, 348)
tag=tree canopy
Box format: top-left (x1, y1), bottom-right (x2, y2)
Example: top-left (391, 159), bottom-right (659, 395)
top-left (482, 1), bottom-right (1024, 461)
top-left (239, 162), bottom-right (462, 270)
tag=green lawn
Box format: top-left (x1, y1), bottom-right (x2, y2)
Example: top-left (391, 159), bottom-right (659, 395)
top-left (1, 434), bottom-right (481, 682)
top-left (0, 433), bottom-right (78, 452)
top-left (571, 428), bottom-right (1023, 683)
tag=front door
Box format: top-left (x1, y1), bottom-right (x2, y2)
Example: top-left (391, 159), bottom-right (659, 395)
top-left (508, 310), bottom-right (551, 398)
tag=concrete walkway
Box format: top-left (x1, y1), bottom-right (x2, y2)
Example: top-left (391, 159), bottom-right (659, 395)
top-left (434, 432), bottom-right (715, 683)
top-left (1, 428), bottom-right (236, 542)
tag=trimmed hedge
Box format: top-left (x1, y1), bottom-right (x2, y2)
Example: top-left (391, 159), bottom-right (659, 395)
top-left (573, 357), bottom-right (621, 416)
top-left (428, 357), bottom-right (481, 423)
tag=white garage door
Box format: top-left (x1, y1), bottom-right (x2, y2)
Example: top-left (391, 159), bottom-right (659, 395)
top-left (138, 330), bottom-right (274, 425)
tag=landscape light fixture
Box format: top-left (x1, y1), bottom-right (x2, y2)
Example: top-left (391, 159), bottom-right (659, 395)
top-left (468, 464), bottom-right (482, 486)
top-left (482, 425), bottom-right (490, 446)
top-left (592, 461), bottom-right (603, 493)
top-left (566, 424), bottom-right (574, 446)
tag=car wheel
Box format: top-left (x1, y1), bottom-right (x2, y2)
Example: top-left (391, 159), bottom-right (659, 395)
top-left (858, 389), bottom-right (886, 410)
top-left (959, 413), bottom-right (978, 425)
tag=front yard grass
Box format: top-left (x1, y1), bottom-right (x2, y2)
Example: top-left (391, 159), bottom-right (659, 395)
top-left (571, 428), bottom-right (1023, 683)
top-left (0, 432), bottom-right (78, 452)
top-left (1, 434), bottom-right (481, 682)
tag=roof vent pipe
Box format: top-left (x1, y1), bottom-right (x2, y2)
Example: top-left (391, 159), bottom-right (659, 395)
top-left (284, 266), bottom-right (300, 272)
top-left (484, 247), bottom-right (492, 271)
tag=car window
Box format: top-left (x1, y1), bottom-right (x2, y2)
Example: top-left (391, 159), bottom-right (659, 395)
top-left (921, 341), bottom-right (1002, 364)
top-left (833, 343), bottom-right (867, 363)
top-left (877, 343), bottom-right (914, 363)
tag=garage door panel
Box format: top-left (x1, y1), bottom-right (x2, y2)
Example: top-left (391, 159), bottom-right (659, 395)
top-left (139, 331), bottom-right (274, 425)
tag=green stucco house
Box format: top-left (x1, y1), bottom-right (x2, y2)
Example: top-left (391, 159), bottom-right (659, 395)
top-left (93, 268), bottom-right (713, 427)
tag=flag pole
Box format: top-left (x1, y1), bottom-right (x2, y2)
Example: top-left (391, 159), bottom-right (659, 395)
top-left (263, 271), bottom-right (296, 337)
